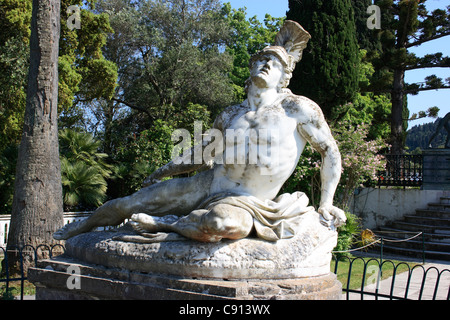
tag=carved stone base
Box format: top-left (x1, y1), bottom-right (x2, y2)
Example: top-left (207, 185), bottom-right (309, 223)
top-left (28, 256), bottom-right (342, 300)
top-left (61, 210), bottom-right (337, 280)
top-left (29, 211), bottom-right (342, 300)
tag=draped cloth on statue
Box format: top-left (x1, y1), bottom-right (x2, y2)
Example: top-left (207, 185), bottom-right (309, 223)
top-left (197, 191), bottom-right (315, 241)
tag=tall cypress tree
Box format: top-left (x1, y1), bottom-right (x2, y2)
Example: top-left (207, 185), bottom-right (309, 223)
top-left (286, 0), bottom-right (360, 120)
top-left (352, 0), bottom-right (381, 53)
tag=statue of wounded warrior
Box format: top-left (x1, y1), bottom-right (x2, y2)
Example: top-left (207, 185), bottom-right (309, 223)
top-left (54, 21), bottom-right (346, 243)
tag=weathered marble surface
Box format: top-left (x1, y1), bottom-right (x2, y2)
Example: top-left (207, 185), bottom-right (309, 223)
top-left (64, 210), bottom-right (337, 280)
top-left (29, 256), bottom-right (342, 300)
top-left (42, 20), bottom-right (345, 300)
top-left (53, 20), bottom-right (346, 244)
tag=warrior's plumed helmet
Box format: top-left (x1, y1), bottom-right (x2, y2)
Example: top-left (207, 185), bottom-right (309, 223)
top-left (249, 20), bottom-right (311, 75)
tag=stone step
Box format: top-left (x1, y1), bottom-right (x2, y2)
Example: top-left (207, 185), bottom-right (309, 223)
top-left (375, 244), bottom-right (450, 261)
top-left (374, 195), bottom-right (450, 261)
top-left (390, 221), bottom-right (450, 234)
top-left (378, 227), bottom-right (450, 243)
top-left (375, 236), bottom-right (450, 252)
top-left (415, 209), bottom-right (450, 219)
top-left (404, 215), bottom-right (450, 227)
top-left (440, 196), bottom-right (450, 204)
top-left (427, 202), bottom-right (450, 212)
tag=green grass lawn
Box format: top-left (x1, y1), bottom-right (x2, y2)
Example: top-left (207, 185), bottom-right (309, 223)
top-left (0, 280), bottom-right (35, 300)
top-left (331, 256), bottom-right (421, 290)
top-left (1, 252), bottom-right (36, 299)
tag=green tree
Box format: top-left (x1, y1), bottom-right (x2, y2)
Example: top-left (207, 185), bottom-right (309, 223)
top-left (59, 129), bottom-right (113, 210)
top-left (59, 129), bottom-right (113, 178)
top-left (352, 0), bottom-right (381, 53)
top-left (0, 145), bottom-right (18, 213)
top-left (109, 120), bottom-right (175, 197)
top-left (343, 50), bottom-right (392, 141)
top-left (371, 0), bottom-right (450, 154)
top-left (221, 3), bottom-right (284, 101)
top-left (0, 0), bottom-right (118, 213)
top-left (0, 0), bottom-right (31, 152)
top-left (96, 0), bottom-right (234, 120)
top-left (89, 0), bottom-right (232, 197)
top-left (58, 0), bottom-right (118, 116)
top-left (286, 0), bottom-right (360, 120)
top-left (61, 158), bottom-right (108, 210)
top-left (0, 0), bottom-right (118, 137)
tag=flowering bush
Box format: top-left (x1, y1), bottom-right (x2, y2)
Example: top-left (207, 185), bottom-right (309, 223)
top-left (333, 120), bottom-right (388, 209)
top-left (281, 119), bottom-right (388, 210)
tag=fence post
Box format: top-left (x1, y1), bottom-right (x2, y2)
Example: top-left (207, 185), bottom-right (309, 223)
top-left (422, 231), bottom-right (426, 264)
top-left (380, 236), bottom-right (383, 265)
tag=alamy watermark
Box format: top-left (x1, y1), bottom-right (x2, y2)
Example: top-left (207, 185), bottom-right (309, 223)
top-left (64, 4), bottom-right (380, 33)
top-left (66, 264), bottom-right (81, 290)
top-left (367, 265), bottom-right (382, 289)
top-left (171, 121), bottom-right (279, 175)
top-left (367, 5), bottom-right (381, 30)
top-left (67, 5), bottom-right (81, 31)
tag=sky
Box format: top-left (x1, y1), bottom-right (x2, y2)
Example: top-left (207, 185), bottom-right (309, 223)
top-left (225, 0), bottom-right (450, 128)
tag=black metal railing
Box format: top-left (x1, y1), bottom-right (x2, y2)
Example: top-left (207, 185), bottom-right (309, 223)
top-left (332, 256), bottom-right (450, 300)
top-left (1, 244), bottom-right (65, 300)
top-left (377, 154), bottom-right (423, 187)
top-left (1, 243), bottom-right (449, 300)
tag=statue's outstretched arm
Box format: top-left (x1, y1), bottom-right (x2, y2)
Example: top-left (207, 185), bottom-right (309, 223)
top-left (295, 99), bottom-right (346, 227)
top-left (143, 115), bottom-right (226, 187)
top-left (142, 144), bottom-right (211, 187)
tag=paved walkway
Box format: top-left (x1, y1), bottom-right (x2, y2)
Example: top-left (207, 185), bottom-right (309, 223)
top-left (344, 260), bottom-right (450, 300)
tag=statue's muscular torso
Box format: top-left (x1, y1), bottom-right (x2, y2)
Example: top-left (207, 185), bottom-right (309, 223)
top-left (210, 93), bottom-right (323, 201)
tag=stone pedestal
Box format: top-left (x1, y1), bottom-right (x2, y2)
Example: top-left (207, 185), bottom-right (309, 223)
top-left (28, 256), bottom-right (341, 300)
top-left (29, 211), bottom-right (342, 300)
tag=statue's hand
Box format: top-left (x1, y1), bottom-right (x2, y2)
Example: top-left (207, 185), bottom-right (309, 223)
top-left (142, 175), bottom-right (161, 188)
top-left (318, 204), bottom-right (347, 228)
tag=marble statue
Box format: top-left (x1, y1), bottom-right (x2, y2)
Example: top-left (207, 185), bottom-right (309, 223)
top-left (428, 112), bottom-right (450, 148)
top-left (54, 20), bottom-right (346, 243)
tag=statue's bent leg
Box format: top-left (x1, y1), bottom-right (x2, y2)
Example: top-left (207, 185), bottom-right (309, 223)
top-left (132, 203), bottom-right (254, 242)
top-left (54, 170), bottom-right (214, 240)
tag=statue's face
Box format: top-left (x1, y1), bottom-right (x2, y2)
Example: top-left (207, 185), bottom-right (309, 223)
top-left (250, 54), bottom-right (285, 90)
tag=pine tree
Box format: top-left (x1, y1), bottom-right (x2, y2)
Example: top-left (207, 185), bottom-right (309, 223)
top-left (371, 0), bottom-right (450, 154)
top-left (286, 0), bottom-right (360, 120)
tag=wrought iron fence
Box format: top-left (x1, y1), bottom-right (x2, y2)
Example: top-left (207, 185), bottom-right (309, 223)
top-left (1, 244), bottom-right (449, 300)
top-left (332, 256), bottom-right (450, 300)
top-left (377, 154), bottom-right (423, 187)
top-left (0, 244), bottom-right (65, 300)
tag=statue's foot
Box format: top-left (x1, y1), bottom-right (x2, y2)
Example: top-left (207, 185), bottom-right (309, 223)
top-left (53, 221), bottom-right (85, 240)
top-left (129, 214), bottom-right (159, 233)
top-left (130, 213), bottom-right (179, 233)
top-left (113, 232), bottom-right (187, 243)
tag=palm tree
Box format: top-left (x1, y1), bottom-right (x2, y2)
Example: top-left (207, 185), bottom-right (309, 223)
top-left (59, 129), bottom-right (113, 179)
top-left (61, 158), bottom-right (107, 210)
top-left (59, 129), bottom-right (113, 211)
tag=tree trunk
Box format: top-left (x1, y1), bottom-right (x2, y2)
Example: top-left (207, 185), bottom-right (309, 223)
top-left (7, 0), bottom-right (63, 273)
top-left (390, 69), bottom-right (405, 155)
